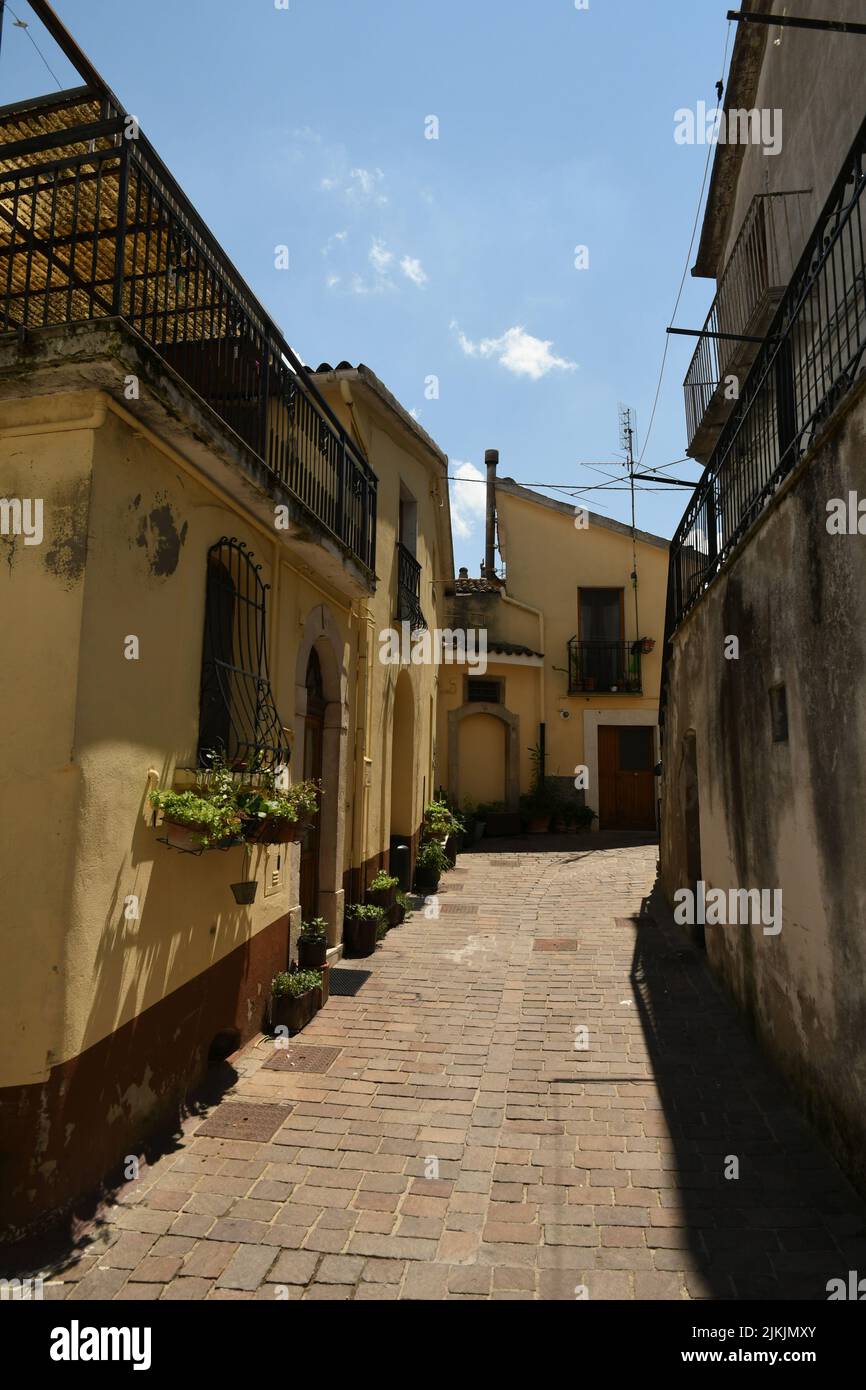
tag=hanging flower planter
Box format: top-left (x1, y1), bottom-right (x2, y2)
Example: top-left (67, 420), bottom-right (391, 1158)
top-left (230, 879), bottom-right (258, 905)
top-left (241, 780), bottom-right (321, 844)
top-left (639, 637), bottom-right (655, 654)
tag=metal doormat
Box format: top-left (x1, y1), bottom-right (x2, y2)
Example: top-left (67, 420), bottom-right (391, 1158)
top-left (263, 1045), bottom-right (342, 1074)
top-left (438, 903), bottom-right (478, 914)
top-left (533, 938), bottom-right (579, 951)
top-left (328, 968), bottom-right (372, 996)
top-left (195, 1101), bottom-right (293, 1141)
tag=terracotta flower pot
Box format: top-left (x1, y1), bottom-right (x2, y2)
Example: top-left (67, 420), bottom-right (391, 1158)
top-left (165, 820), bottom-right (208, 852)
top-left (248, 815), bottom-right (300, 844)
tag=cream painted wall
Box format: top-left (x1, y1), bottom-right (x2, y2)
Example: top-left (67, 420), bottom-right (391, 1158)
top-left (438, 487), bottom-right (668, 817)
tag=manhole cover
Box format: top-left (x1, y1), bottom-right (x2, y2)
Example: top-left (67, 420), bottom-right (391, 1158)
top-left (195, 1101), bottom-right (292, 1141)
top-left (263, 1045), bottom-right (342, 1074)
top-left (533, 938), bottom-right (579, 951)
top-left (329, 968), bottom-right (372, 997)
top-left (438, 903), bottom-right (478, 915)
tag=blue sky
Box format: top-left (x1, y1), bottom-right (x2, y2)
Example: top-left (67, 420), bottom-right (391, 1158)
top-left (2, 0), bottom-right (733, 570)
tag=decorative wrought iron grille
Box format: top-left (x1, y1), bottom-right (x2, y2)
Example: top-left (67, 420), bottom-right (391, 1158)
top-left (396, 541), bottom-right (427, 631)
top-left (197, 537), bottom-right (288, 769)
top-left (664, 114), bottom-right (866, 654)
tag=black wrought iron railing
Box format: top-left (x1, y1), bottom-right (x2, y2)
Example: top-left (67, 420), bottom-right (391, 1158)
top-left (0, 86), bottom-right (378, 573)
top-left (665, 113), bottom-right (866, 648)
top-left (567, 639), bottom-right (642, 694)
top-left (395, 542), bottom-right (426, 631)
top-left (683, 191), bottom-right (811, 457)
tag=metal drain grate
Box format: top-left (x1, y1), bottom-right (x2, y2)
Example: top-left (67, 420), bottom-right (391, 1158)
top-left (195, 1101), bottom-right (292, 1141)
top-left (263, 1045), bottom-right (343, 1074)
top-left (328, 968), bottom-right (372, 996)
top-left (438, 903), bottom-right (478, 914)
top-left (533, 938), bottom-right (579, 951)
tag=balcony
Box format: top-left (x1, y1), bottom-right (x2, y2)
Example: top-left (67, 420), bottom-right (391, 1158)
top-left (395, 542), bottom-right (426, 631)
top-left (0, 79), bottom-right (377, 573)
top-left (567, 639), bottom-right (642, 695)
top-left (683, 192), bottom-right (812, 461)
top-left (665, 115), bottom-right (866, 648)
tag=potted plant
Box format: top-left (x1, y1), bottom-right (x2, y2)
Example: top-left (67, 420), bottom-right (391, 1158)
top-left (270, 968), bottom-right (322, 1035)
top-left (367, 869), bottom-right (399, 925)
top-left (414, 838), bottom-right (449, 893)
top-left (394, 890), bottom-right (409, 925)
top-left (344, 903), bottom-right (384, 958)
top-left (149, 787), bottom-right (244, 852)
top-left (483, 801), bottom-right (522, 836)
top-left (243, 778), bottom-right (321, 844)
top-left (297, 917), bottom-right (328, 969)
top-left (521, 744), bottom-right (558, 833)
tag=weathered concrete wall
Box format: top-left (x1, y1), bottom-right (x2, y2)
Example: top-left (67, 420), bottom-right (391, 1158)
top-left (661, 382), bottom-right (866, 1194)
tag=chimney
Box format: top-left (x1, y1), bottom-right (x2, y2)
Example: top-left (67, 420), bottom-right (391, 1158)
top-left (484, 448), bottom-right (498, 579)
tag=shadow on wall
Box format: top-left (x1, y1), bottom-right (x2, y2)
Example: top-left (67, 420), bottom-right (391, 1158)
top-left (625, 883), bottom-right (866, 1299)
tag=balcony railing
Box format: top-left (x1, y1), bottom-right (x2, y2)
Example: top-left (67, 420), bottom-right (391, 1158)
top-left (0, 85), bottom-right (377, 573)
top-left (664, 114), bottom-right (866, 658)
top-left (683, 191), bottom-right (812, 460)
top-left (567, 639), bottom-right (642, 694)
top-left (396, 542), bottom-right (426, 631)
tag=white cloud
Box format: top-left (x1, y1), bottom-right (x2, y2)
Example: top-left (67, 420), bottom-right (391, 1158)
top-left (325, 273), bottom-right (341, 290)
top-left (449, 460), bottom-right (487, 542)
top-left (452, 322), bottom-right (577, 380)
top-left (319, 176), bottom-right (340, 191)
top-left (369, 238), bottom-right (394, 274)
top-left (319, 167), bottom-right (388, 205)
top-left (400, 255), bottom-right (428, 287)
top-left (322, 230), bottom-right (348, 256)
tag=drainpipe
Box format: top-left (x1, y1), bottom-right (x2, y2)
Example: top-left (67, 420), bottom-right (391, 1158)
top-left (484, 448), bottom-right (498, 579)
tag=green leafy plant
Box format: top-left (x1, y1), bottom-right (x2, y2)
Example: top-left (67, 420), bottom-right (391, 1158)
top-left (345, 903), bottom-right (386, 922)
top-left (300, 917), bottom-right (328, 942)
top-left (416, 839), bottom-right (449, 873)
top-left (272, 969), bottom-right (322, 999)
top-left (149, 787), bottom-right (243, 849)
top-left (396, 890), bottom-right (409, 911)
top-left (239, 778), bottom-right (321, 829)
top-left (375, 919), bottom-right (389, 941)
top-left (423, 798), bottom-right (465, 840)
top-left (369, 870), bottom-right (399, 892)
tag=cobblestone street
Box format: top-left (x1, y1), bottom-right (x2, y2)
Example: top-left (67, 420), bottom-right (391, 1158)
top-left (35, 838), bottom-right (866, 1302)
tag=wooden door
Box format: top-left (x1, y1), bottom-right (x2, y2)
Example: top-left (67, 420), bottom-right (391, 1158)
top-left (299, 651), bottom-right (325, 921)
top-left (598, 726), bottom-right (656, 830)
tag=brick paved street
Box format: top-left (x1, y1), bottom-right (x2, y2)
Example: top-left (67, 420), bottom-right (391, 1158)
top-left (33, 838), bottom-right (866, 1301)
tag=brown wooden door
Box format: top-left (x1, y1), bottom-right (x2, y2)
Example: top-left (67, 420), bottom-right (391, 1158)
top-left (598, 726), bottom-right (656, 830)
top-left (299, 651), bottom-right (325, 921)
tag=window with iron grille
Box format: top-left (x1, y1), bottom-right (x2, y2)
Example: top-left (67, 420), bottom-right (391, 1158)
top-left (197, 537), bottom-right (288, 769)
top-left (466, 677), bottom-right (502, 704)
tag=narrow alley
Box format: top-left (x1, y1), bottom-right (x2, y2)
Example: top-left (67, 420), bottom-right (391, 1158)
top-left (37, 838), bottom-right (866, 1303)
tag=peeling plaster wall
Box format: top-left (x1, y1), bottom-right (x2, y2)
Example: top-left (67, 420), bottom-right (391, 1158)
top-left (661, 386), bottom-right (866, 1194)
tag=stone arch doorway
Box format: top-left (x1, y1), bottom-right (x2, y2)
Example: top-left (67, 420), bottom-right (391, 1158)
top-left (447, 701), bottom-right (520, 810)
top-left (295, 606), bottom-right (349, 946)
top-left (390, 671), bottom-right (416, 840)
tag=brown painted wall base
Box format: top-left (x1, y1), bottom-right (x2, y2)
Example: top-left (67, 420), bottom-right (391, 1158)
top-left (0, 911), bottom-right (290, 1245)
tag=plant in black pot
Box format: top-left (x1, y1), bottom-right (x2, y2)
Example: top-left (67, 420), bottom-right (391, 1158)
top-left (367, 869), bottom-right (400, 926)
top-left (414, 838), bottom-right (449, 893)
top-left (270, 968), bottom-right (322, 1035)
top-left (343, 903), bottom-right (384, 958)
top-left (297, 917), bottom-right (328, 969)
top-left (394, 890), bottom-right (409, 925)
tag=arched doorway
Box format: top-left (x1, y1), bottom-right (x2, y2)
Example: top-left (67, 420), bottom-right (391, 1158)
top-left (299, 649), bottom-right (325, 921)
top-left (390, 672), bottom-right (415, 839)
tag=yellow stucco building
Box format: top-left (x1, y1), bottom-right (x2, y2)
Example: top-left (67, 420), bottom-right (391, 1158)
top-left (437, 464), bottom-right (669, 831)
top-left (0, 21), bottom-right (450, 1240)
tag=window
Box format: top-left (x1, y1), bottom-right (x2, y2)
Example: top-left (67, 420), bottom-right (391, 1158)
top-left (467, 677), bottom-right (502, 704)
top-left (197, 537), bottom-right (288, 769)
top-left (769, 684), bottom-right (789, 743)
top-left (398, 484), bottom-right (418, 557)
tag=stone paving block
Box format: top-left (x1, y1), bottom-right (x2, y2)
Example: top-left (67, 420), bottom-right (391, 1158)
top-left (216, 1244), bottom-right (278, 1291)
